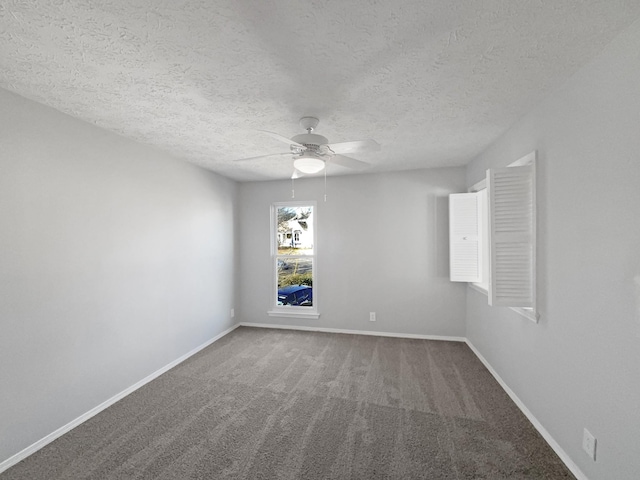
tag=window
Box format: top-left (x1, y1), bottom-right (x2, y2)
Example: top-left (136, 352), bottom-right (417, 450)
top-left (450, 152), bottom-right (537, 322)
top-left (268, 202), bottom-right (318, 319)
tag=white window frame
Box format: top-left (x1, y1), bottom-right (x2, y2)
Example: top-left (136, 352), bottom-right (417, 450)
top-left (450, 152), bottom-right (538, 323)
top-left (268, 201), bottom-right (319, 319)
top-left (468, 182), bottom-right (489, 294)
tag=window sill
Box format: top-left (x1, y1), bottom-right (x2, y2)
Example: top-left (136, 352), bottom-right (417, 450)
top-left (510, 307), bottom-right (539, 324)
top-left (268, 309), bottom-right (320, 319)
top-left (467, 284), bottom-right (539, 323)
top-left (469, 283), bottom-right (488, 295)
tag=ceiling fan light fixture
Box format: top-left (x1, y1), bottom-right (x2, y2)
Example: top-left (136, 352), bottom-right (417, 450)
top-left (294, 155), bottom-right (325, 174)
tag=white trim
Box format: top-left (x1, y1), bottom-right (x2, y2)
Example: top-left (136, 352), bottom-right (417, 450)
top-left (468, 287), bottom-right (539, 323)
top-left (509, 306), bottom-right (540, 323)
top-left (0, 324), bottom-right (240, 475)
top-left (512, 151), bottom-right (537, 318)
top-left (469, 177), bottom-right (487, 193)
top-left (267, 310), bottom-right (320, 319)
top-left (465, 340), bottom-right (589, 480)
top-left (468, 283), bottom-right (489, 296)
top-left (239, 322), bottom-right (465, 342)
top-left (508, 150), bottom-right (537, 168)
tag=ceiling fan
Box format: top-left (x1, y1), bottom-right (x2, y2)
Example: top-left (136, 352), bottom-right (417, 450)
top-left (233, 116), bottom-right (380, 178)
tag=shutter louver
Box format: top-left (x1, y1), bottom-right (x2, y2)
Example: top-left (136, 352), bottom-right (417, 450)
top-left (449, 193), bottom-right (481, 282)
top-left (488, 165), bottom-right (535, 307)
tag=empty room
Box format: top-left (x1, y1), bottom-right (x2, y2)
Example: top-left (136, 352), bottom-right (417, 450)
top-left (1, 1), bottom-right (639, 479)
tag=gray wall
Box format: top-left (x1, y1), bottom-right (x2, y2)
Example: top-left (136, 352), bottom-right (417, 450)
top-left (465, 18), bottom-right (640, 480)
top-left (0, 89), bottom-right (238, 464)
top-left (5, 16), bottom-right (640, 477)
top-left (238, 168), bottom-right (467, 337)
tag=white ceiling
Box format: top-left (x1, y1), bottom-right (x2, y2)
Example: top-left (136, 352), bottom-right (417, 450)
top-left (2, 1), bottom-right (640, 182)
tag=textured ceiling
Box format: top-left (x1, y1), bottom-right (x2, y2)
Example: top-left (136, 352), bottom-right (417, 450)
top-left (1, 1), bottom-right (640, 181)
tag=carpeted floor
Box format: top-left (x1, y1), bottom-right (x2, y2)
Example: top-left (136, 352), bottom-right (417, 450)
top-left (2, 327), bottom-right (574, 479)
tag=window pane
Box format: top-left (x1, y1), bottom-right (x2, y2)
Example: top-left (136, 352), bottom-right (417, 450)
top-left (277, 258), bottom-right (313, 307)
top-left (276, 206), bottom-right (313, 255)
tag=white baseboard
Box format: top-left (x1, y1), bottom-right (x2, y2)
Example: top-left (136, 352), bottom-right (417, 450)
top-left (238, 322), bottom-right (466, 342)
top-left (0, 324), bottom-right (240, 475)
top-left (464, 340), bottom-right (588, 480)
top-left (0, 323), bottom-right (585, 480)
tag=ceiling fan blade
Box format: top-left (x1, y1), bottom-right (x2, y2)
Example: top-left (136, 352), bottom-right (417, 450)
top-left (233, 152), bottom-right (292, 162)
top-left (330, 154), bottom-right (370, 170)
top-left (258, 130), bottom-right (304, 147)
top-left (325, 139), bottom-right (380, 154)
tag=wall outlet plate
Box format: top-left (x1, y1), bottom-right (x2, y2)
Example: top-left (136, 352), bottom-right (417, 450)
top-left (582, 428), bottom-right (597, 461)
top-left (369, 312), bottom-right (376, 322)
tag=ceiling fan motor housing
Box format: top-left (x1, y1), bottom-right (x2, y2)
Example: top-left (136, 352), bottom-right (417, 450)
top-left (291, 133), bottom-right (329, 155)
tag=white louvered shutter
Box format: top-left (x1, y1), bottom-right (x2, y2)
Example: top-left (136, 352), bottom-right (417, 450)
top-left (449, 193), bottom-right (481, 282)
top-left (487, 165), bottom-right (535, 307)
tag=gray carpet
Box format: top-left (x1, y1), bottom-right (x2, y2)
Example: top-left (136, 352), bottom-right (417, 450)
top-left (2, 327), bottom-right (574, 479)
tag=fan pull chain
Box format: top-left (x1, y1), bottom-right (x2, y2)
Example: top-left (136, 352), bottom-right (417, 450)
top-left (324, 167), bottom-right (327, 202)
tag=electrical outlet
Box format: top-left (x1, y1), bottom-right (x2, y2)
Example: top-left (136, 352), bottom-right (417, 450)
top-left (231, 308), bottom-right (235, 318)
top-left (582, 428), bottom-right (597, 461)
top-left (369, 312), bottom-right (376, 322)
